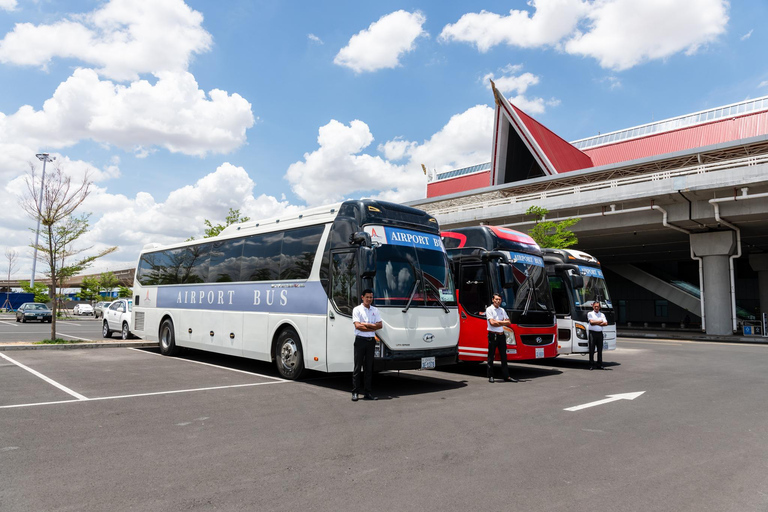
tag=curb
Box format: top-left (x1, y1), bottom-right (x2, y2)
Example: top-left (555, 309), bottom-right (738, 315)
top-left (0, 342), bottom-right (158, 351)
top-left (618, 331), bottom-right (768, 345)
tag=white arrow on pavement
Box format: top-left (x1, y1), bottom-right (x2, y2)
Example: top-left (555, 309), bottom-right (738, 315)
top-left (564, 391), bottom-right (645, 412)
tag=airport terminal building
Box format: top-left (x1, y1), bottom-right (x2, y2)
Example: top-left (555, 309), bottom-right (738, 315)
top-left (412, 84), bottom-right (768, 336)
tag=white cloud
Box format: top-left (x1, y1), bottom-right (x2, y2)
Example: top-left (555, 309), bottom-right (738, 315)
top-left (565, 0), bottom-right (729, 70)
top-left (439, 0), bottom-right (588, 52)
top-left (0, 68), bottom-right (255, 157)
top-left (308, 33), bottom-right (323, 44)
top-left (740, 29), bottom-right (753, 41)
top-left (0, 0), bottom-right (17, 12)
top-left (482, 65), bottom-right (556, 115)
top-left (440, 0), bottom-right (729, 71)
top-left (334, 10), bottom-right (427, 73)
top-left (759, 80), bottom-right (768, 88)
top-left (0, 0), bottom-right (212, 81)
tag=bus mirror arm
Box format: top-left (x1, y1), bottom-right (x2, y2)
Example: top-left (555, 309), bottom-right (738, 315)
top-left (349, 232), bottom-right (372, 246)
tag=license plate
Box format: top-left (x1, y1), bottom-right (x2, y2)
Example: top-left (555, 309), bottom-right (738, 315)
top-left (535, 348), bottom-right (545, 358)
top-left (506, 349), bottom-right (517, 355)
top-left (421, 357), bottom-right (435, 369)
top-left (36, 316), bottom-right (42, 319)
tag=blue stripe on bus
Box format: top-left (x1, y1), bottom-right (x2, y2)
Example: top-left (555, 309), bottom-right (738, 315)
top-left (156, 281), bottom-right (328, 314)
top-left (385, 227), bottom-right (444, 251)
top-left (578, 265), bottom-right (604, 279)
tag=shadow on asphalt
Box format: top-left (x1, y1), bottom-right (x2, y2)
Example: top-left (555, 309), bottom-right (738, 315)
top-left (521, 357), bottom-right (622, 371)
top-left (134, 347), bottom-right (467, 398)
top-left (436, 361), bottom-right (563, 382)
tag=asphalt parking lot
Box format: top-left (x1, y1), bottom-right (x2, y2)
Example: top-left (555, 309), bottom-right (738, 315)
top-left (2, 339), bottom-right (768, 512)
top-left (0, 313), bottom-right (118, 343)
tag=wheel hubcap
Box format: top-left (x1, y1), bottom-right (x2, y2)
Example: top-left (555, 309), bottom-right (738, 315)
top-left (280, 339), bottom-right (298, 371)
top-left (161, 327), bottom-right (170, 348)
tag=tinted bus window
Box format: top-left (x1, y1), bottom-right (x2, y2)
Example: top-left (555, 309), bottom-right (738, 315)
top-left (208, 238), bottom-right (245, 282)
top-left (181, 244), bottom-right (211, 284)
top-left (331, 252), bottom-right (358, 316)
top-left (241, 231), bottom-right (281, 281)
top-left (459, 264), bottom-right (489, 315)
top-left (280, 225), bottom-right (324, 280)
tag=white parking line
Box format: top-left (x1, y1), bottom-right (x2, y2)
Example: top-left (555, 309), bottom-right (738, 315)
top-left (0, 380), bottom-right (289, 409)
top-left (0, 320), bottom-right (18, 326)
top-left (0, 352), bottom-right (88, 400)
top-left (128, 348), bottom-right (287, 382)
top-left (58, 333), bottom-right (93, 341)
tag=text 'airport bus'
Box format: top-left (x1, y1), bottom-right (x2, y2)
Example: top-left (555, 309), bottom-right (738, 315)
top-left (132, 199), bottom-right (460, 379)
top-left (441, 226), bottom-right (557, 363)
top-left (543, 248), bottom-right (616, 355)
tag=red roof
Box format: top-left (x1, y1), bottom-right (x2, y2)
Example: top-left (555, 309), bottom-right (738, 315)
top-left (583, 109), bottom-right (768, 167)
top-left (512, 105), bottom-right (594, 173)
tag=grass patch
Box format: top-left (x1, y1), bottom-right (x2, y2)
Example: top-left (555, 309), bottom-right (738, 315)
top-left (36, 338), bottom-right (83, 344)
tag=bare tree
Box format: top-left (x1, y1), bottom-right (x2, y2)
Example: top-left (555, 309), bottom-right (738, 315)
top-left (4, 248), bottom-right (19, 289)
top-left (21, 162), bottom-right (117, 340)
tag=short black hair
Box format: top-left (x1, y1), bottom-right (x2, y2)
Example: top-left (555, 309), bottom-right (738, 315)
top-left (361, 289), bottom-right (374, 297)
top-left (492, 293), bottom-right (502, 300)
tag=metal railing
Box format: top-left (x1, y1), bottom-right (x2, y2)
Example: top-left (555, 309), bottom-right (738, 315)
top-left (423, 153), bottom-right (768, 217)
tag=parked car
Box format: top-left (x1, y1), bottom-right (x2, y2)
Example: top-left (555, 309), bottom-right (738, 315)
top-left (16, 303), bottom-right (53, 323)
top-left (103, 299), bottom-right (133, 340)
top-left (73, 303), bottom-right (94, 316)
top-left (93, 301), bottom-right (112, 319)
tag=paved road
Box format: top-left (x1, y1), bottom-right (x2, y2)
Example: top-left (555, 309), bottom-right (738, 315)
top-left (1, 339), bottom-right (767, 512)
top-left (0, 314), bottom-right (112, 342)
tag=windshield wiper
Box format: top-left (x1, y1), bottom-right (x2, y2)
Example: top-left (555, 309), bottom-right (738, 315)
top-left (424, 278), bottom-right (450, 314)
top-left (522, 285), bottom-right (534, 316)
top-left (402, 278), bottom-right (421, 313)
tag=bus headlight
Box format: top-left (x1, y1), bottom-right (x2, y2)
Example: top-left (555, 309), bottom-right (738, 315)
top-left (504, 328), bottom-right (516, 346)
top-left (575, 324), bottom-right (588, 340)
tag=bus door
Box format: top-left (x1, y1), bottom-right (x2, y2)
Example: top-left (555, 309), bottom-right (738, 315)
top-left (326, 250), bottom-right (358, 372)
top-left (548, 275), bottom-right (573, 353)
top-left (457, 263), bottom-right (490, 361)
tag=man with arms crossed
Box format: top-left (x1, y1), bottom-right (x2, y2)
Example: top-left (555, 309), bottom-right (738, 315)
top-left (352, 289), bottom-right (382, 401)
top-left (587, 301), bottom-right (608, 370)
top-left (486, 293), bottom-right (517, 383)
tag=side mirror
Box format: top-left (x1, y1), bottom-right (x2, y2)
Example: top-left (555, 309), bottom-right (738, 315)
top-left (349, 231), bottom-right (372, 246)
top-left (571, 275), bottom-right (584, 290)
top-left (499, 263), bottom-right (515, 288)
top-left (360, 246), bottom-right (376, 277)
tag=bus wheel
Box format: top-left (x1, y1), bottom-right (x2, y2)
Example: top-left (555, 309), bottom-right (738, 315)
top-left (275, 328), bottom-right (305, 380)
top-left (159, 319), bottom-right (179, 356)
top-left (102, 321), bottom-right (112, 338)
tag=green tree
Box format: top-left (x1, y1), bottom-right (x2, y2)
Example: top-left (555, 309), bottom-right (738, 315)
top-left (21, 163), bottom-right (117, 341)
top-left (19, 280), bottom-right (50, 303)
top-left (98, 271), bottom-right (119, 297)
top-left (525, 206), bottom-right (579, 249)
top-left (118, 286), bottom-right (132, 298)
top-left (188, 208), bottom-right (250, 240)
top-left (77, 276), bottom-right (101, 302)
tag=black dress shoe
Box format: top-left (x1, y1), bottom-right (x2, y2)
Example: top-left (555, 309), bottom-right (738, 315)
top-left (589, 366), bottom-right (594, 370)
top-left (351, 393), bottom-right (359, 401)
top-left (504, 377), bottom-right (518, 382)
top-left (363, 394), bottom-right (378, 401)
top-left (598, 365), bottom-right (604, 370)
top-left (489, 376), bottom-right (495, 383)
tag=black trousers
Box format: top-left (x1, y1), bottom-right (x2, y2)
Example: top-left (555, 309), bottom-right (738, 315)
top-left (589, 330), bottom-right (604, 366)
top-left (352, 335), bottom-right (375, 394)
top-left (487, 332), bottom-right (509, 379)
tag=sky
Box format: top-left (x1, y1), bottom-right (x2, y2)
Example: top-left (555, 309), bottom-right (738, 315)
top-left (1, 0), bottom-right (766, 279)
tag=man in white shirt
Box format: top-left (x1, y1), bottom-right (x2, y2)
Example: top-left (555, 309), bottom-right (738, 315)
top-left (351, 289), bottom-right (382, 401)
top-left (587, 301), bottom-right (608, 370)
top-left (486, 293), bottom-right (517, 383)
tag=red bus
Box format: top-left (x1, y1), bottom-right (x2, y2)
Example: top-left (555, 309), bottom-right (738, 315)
top-left (441, 226), bottom-right (557, 363)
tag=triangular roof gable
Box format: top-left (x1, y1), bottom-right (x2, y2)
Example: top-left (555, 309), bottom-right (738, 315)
top-left (490, 82), bottom-right (594, 185)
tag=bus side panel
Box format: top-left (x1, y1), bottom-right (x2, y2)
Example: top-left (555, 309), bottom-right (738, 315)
top-left (603, 325), bottom-right (617, 351)
top-left (326, 300), bottom-right (354, 373)
top-left (458, 305), bottom-right (488, 362)
top-left (556, 318), bottom-right (574, 354)
top-left (304, 314), bottom-right (327, 371)
top-left (242, 312), bottom-right (271, 362)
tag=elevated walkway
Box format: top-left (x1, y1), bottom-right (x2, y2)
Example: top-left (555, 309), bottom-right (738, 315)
top-left (605, 263), bottom-right (701, 315)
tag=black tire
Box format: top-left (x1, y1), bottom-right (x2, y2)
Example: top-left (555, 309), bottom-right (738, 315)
top-left (21, 316), bottom-right (26, 323)
top-left (275, 328), bottom-right (305, 380)
top-left (102, 320), bottom-right (113, 339)
top-left (159, 318), bottom-right (178, 356)
top-left (15, 316), bottom-right (20, 322)
top-left (121, 322), bottom-right (131, 340)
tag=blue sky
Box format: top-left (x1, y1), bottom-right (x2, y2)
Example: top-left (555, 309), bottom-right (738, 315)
top-left (1, 0), bottom-right (766, 275)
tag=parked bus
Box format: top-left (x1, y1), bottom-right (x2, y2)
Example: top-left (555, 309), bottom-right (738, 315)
top-left (542, 248), bottom-right (616, 355)
top-left (132, 199), bottom-right (459, 380)
top-left (441, 226), bottom-right (557, 363)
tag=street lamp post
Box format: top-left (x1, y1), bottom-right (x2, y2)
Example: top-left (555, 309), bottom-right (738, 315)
top-left (31, 153), bottom-right (55, 287)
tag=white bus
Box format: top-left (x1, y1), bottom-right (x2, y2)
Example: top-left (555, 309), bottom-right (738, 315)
top-left (542, 248), bottom-right (617, 356)
top-left (132, 199), bottom-right (459, 379)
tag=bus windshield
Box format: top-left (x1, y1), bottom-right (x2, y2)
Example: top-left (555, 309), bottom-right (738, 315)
top-left (372, 244), bottom-right (456, 308)
top-left (498, 258), bottom-right (553, 313)
top-left (572, 273), bottom-right (613, 311)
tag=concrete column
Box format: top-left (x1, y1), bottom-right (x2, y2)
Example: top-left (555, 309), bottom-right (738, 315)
top-left (749, 254), bottom-right (768, 317)
top-left (690, 231), bottom-right (736, 335)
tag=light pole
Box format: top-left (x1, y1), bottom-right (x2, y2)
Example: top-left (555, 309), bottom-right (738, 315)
top-left (31, 153), bottom-right (55, 287)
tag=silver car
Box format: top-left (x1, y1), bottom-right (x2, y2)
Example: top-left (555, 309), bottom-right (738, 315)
top-left (93, 301), bottom-right (112, 319)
